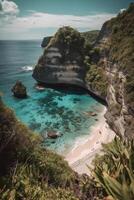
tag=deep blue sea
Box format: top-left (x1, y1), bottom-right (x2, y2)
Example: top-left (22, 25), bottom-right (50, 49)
top-left (0, 40), bottom-right (103, 154)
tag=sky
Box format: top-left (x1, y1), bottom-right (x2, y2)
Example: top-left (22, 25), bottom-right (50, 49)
top-left (0, 0), bottom-right (132, 40)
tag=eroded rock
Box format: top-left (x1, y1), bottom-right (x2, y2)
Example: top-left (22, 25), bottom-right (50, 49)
top-left (33, 26), bottom-right (86, 89)
top-left (12, 81), bottom-right (27, 98)
top-left (47, 131), bottom-right (60, 139)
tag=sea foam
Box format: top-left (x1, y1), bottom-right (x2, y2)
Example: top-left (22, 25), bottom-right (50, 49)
top-left (21, 66), bottom-right (34, 72)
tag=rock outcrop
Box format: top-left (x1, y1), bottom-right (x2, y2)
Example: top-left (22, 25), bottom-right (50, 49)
top-left (81, 30), bottom-right (99, 45)
top-left (33, 26), bottom-right (86, 89)
top-left (47, 131), bottom-right (60, 139)
top-left (12, 81), bottom-right (27, 98)
top-left (41, 36), bottom-right (52, 48)
top-left (89, 3), bottom-right (134, 138)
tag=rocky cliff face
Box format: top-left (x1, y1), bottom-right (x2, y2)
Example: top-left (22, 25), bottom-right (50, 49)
top-left (33, 4), bottom-right (134, 138)
top-left (92, 3), bottom-right (134, 138)
top-left (33, 27), bottom-right (86, 88)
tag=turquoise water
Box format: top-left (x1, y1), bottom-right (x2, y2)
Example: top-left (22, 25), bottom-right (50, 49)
top-left (0, 40), bottom-right (103, 154)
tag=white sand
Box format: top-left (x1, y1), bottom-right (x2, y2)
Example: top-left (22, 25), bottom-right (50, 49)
top-left (64, 107), bottom-right (115, 175)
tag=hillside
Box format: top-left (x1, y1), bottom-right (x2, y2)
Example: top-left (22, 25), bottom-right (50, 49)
top-left (0, 97), bottom-right (106, 200)
top-left (0, 98), bottom-right (78, 199)
top-left (81, 30), bottom-right (99, 45)
top-left (85, 3), bottom-right (134, 138)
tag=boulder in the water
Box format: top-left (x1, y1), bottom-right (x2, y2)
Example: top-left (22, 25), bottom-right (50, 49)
top-left (83, 111), bottom-right (97, 117)
top-left (12, 81), bottom-right (27, 98)
top-left (91, 112), bottom-right (97, 117)
top-left (47, 131), bottom-right (60, 139)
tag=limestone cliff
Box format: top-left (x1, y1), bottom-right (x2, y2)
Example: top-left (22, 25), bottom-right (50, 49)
top-left (87, 3), bottom-right (134, 138)
top-left (33, 27), bottom-right (86, 88)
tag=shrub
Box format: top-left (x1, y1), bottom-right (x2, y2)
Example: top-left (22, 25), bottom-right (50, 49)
top-left (85, 65), bottom-right (108, 98)
top-left (0, 99), bottom-right (78, 199)
top-left (92, 137), bottom-right (134, 200)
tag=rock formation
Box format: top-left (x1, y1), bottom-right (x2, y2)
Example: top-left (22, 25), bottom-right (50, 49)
top-left (86, 3), bottom-right (134, 138)
top-left (33, 26), bottom-right (86, 88)
top-left (41, 36), bottom-right (52, 48)
top-left (33, 4), bottom-right (134, 139)
top-left (47, 131), bottom-right (60, 139)
top-left (12, 81), bottom-right (27, 98)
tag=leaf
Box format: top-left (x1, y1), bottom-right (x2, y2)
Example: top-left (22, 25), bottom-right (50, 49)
top-left (103, 172), bottom-right (122, 199)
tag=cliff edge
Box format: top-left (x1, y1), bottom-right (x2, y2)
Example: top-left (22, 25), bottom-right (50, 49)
top-left (86, 3), bottom-right (134, 138)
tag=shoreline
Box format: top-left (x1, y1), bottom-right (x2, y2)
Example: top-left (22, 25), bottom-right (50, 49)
top-left (64, 106), bottom-right (115, 175)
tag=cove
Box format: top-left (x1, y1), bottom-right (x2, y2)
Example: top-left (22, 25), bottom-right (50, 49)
top-left (0, 40), bottom-right (104, 154)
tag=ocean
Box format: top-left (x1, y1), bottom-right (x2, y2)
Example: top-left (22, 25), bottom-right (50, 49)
top-left (0, 40), bottom-right (103, 154)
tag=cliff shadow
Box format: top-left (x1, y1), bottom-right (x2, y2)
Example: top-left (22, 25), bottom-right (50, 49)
top-left (35, 82), bottom-right (107, 106)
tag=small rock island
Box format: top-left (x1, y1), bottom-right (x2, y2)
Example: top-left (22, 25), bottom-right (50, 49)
top-left (12, 81), bottom-right (27, 98)
top-left (33, 26), bottom-right (86, 88)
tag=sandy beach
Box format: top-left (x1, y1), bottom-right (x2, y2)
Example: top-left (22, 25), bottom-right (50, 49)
top-left (65, 107), bottom-right (115, 175)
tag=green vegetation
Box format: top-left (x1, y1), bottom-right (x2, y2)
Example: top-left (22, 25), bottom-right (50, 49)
top-left (81, 30), bottom-right (99, 45)
top-left (44, 29), bottom-right (99, 62)
top-left (1, 97), bottom-right (134, 199)
top-left (85, 64), bottom-right (108, 98)
top-left (104, 3), bottom-right (134, 111)
top-left (82, 31), bottom-right (108, 98)
top-left (0, 98), bottom-right (102, 200)
top-left (92, 137), bottom-right (134, 200)
top-left (0, 164), bottom-right (78, 200)
top-left (48, 26), bottom-right (85, 55)
top-left (85, 3), bottom-right (134, 107)
top-left (41, 26), bottom-right (86, 66)
top-left (0, 98), bottom-right (78, 199)
top-left (83, 3), bottom-right (134, 140)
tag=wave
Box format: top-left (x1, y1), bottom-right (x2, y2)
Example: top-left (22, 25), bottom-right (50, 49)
top-left (21, 66), bottom-right (34, 72)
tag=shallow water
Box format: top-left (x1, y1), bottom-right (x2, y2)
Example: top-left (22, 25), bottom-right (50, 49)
top-left (0, 40), bottom-right (103, 154)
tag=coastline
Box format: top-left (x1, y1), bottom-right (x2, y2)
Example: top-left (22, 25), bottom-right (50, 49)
top-left (64, 106), bottom-right (115, 175)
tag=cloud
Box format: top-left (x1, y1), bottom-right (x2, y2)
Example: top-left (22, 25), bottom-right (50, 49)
top-left (0, 0), bottom-right (116, 39)
top-left (0, 0), bottom-right (19, 15)
top-left (1, 11), bottom-right (115, 31)
top-left (0, 0), bottom-right (19, 26)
